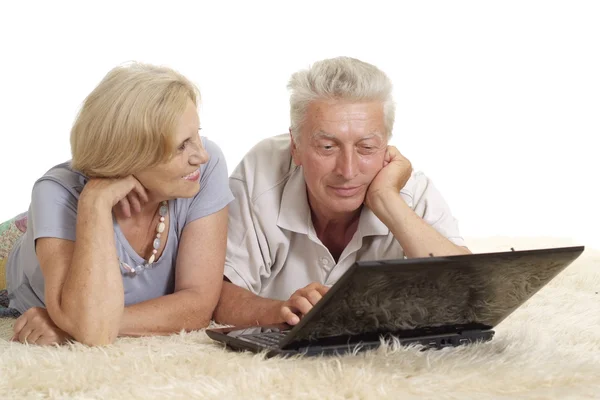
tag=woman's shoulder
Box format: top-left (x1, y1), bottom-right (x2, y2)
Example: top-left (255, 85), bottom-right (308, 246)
top-left (34, 161), bottom-right (88, 197)
top-left (201, 137), bottom-right (227, 164)
top-left (172, 137), bottom-right (233, 227)
top-left (32, 161), bottom-right (88, 199)
top-left (198, 136), bottom-right (230, 188)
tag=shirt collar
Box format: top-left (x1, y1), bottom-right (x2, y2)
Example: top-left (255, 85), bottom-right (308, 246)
top-left (357, 206), bottom-right (390, 237)
top-left (277, 166), bottom-right (311, 235)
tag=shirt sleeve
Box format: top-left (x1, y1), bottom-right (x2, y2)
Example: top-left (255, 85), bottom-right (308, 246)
top-left (29, 179), bottom-right (78, 242)
top-left (185, 138), bottom-right (234, 224)
top-left (223, 176), bottom-right (269, 295)
top-left (408, 172), bottom-right (467, 248)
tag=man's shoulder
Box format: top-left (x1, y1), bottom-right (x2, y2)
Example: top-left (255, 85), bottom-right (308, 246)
top-left (230, 134), bottom-right (296, 201)
top-left (400, 171), bottom-right (435, 203)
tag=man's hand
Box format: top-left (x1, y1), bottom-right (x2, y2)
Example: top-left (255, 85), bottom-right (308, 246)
top-left (365, 146), bottom-right (412, 209)
top-left (11, 307), bottom-right (72, 345)
top-left (280, 282), bottom-right (330, 325)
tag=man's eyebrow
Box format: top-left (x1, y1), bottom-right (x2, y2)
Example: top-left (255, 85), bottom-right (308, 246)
top-left (369, 129), bottom-right (388, 137)
top-left (310, 130), bottom-right (385, 141)
top-left (359, 133), bottom-right (379, 140)
top-left (311, 130), bottom-right (336, 140)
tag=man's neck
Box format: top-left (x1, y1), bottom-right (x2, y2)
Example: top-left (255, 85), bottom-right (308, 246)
top-left (310, 207), bottom-right (361, 238)
top-left (308, 194), bottom-right (362, 261)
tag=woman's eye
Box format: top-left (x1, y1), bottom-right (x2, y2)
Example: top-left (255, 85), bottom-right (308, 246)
top-left (178, 141), bottom-right (188, 151)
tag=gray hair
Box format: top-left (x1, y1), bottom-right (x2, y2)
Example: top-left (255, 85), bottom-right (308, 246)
top-left (287, 56), bottom-right (395, 141)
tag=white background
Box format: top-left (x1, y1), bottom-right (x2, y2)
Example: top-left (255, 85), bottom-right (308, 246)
top-left (0, 1), bottom-right (598, 248)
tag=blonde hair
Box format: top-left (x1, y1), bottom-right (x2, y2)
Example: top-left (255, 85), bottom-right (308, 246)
top-left (287, 56), bottom-right (395, 141)
top-left (70, 62), bottom-right (199, 178)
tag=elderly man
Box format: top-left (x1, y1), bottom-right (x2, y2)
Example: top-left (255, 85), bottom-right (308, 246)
top-left (214, 57), bottom-right (470, 327)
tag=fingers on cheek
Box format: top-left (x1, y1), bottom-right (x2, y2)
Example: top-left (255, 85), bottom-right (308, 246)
top-left (121, 200), bottom-right (131, 218)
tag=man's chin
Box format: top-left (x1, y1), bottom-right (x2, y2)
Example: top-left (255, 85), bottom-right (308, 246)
top-left (326, 195), bottom-right (366, 214)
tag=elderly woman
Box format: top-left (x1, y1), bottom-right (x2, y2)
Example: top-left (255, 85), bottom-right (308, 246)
top-left (5, 63), bottom-right (233, 345)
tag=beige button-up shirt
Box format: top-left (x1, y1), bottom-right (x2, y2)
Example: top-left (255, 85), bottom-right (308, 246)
top-left (224, 134), bottom-right (466, 301)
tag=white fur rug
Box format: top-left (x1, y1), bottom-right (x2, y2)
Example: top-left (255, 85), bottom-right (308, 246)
top-left (1, 237), bottom-right (599, 399)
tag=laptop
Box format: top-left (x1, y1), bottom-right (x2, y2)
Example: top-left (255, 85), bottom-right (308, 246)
top-left (207, 245), bottom-right (585, 357)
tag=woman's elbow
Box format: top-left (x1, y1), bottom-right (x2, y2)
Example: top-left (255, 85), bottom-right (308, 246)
top-left (52, 308), bottom-right (121, 346)
top-left (73, 327), bottom-right (119, 346)
top-left (184, 314), bottom-right (212, 331)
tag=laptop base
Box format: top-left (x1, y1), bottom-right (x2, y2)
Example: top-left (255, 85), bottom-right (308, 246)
top-left (208, 328), bottom-right (495, 358)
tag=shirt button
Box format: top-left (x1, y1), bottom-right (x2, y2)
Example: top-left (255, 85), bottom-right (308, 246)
top-left (321, 257), bottom-right (330, 266)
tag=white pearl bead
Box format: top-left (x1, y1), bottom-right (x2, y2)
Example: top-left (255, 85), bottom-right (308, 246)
top-left (156, 222), bottom-right (166, 233)
top-left (148, 254), bottom-right (156, 264)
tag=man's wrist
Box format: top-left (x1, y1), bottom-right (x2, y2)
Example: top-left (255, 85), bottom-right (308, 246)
top-left (268, 300), bottom-right (286, 325)
top-left (366, 188), bottom-right (403, 211)
top-left (365, 188), bottom-right (415, 229)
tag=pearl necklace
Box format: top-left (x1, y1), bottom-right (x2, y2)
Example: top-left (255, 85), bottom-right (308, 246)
top-left (121, 200), bottom-right (168, 276)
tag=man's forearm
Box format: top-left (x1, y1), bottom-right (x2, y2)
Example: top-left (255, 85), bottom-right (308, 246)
top-left (367, 191), bottom-right (471, 258)
top-left (213, 281), bottom-right (284, 326)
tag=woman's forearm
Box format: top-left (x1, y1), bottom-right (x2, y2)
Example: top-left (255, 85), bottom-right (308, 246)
top-left (58, 197), bottom-right (124, 345)
top-left (118, 288), bottom-right (217, 337)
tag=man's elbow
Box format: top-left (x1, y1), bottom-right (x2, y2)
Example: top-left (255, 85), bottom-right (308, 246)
top-left (459, 246), bottom-right (472, 255)
top-left (212, 305), bottom-right (227, 326)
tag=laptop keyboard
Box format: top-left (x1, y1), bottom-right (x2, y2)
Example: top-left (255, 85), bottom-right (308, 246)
top-left (238, 332), bottom-right (287, 348)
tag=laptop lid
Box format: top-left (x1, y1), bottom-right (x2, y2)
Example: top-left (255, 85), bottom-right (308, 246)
top-left (278, 246), bottom-right (584, 349)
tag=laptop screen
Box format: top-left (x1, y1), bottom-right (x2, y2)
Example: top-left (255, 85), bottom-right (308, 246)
top-left (283, 246), bottom-right (583, 346)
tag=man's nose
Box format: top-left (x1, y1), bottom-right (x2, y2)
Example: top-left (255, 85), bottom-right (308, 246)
top-left (335, 148), bottom-right (359, 180)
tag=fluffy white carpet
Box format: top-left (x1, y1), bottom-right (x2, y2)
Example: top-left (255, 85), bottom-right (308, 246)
top-left (1, 237), bottom-right (599, 399)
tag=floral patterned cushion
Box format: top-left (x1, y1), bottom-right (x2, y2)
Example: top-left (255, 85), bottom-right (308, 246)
top-left (0, 212), bottom-right (27, 291)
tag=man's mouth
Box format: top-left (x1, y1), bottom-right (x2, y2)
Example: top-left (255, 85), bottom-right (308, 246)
top-left (329, 185), bottom-right (362, 197)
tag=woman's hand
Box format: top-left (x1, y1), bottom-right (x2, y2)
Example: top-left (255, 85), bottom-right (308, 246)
top-left (80, 176), bottom-right (149, 217)
top-left (12, 307), bottom-right (72, 345)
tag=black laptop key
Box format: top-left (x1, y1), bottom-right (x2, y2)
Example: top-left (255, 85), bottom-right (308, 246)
top-left (238, 332), bottom-right (286, 348)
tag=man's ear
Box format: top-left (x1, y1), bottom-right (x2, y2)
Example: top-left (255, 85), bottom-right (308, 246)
top-left (289, 128), bottom-right (302, 166)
